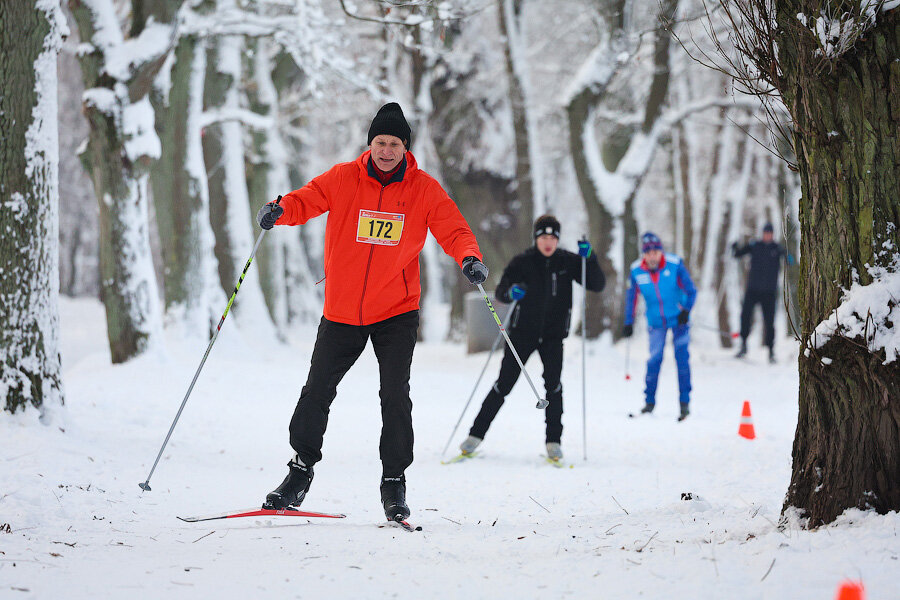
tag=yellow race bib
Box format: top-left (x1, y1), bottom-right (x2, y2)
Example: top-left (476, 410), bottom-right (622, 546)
top-left (357, 210), bottom-right (404, 246)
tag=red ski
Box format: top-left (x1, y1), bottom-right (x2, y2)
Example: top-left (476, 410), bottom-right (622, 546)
top-left (177, 507), bottom-right (346, 523)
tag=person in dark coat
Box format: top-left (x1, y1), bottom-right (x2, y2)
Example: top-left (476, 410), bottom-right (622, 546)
top-left (732, 223), bottom-right (790, 362)
top-left (458, 215), bottom-right (605, 461)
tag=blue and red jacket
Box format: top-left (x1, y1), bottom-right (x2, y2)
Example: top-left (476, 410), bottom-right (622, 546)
top-left (624, 253), bottom-right (697, 328)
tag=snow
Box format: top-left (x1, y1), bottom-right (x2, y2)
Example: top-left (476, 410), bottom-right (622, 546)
top-left (2, 297), bottom-right (899, 598)
top-left (121, 98), bottom-right (161, 162)
top-left (810, 258), bottom-right (900, 363)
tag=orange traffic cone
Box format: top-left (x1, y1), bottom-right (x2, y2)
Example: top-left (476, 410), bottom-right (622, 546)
top-left (834, 580), bottom-right (865, 600)
top-left (738, 400), bottom-right (756, 440)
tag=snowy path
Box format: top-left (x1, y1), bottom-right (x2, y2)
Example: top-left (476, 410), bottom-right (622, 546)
top-left (2, 298), bottom-right (898, 599)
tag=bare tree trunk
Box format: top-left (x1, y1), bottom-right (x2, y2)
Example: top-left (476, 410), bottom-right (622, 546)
top-left (245, 40), bottom-right (321, 331)
top-left (151, 32), bottom-right (224, 335)
top-left (498, 0), bottom-right (542, 216)
top-left (775, 4), bottom-right (900, 525)
top-left (68, 0), bottom-right (170, 362)
top-left (202, 25), bottom-right (274, 338)
top-left (0, 0), bottom-right (65, 414)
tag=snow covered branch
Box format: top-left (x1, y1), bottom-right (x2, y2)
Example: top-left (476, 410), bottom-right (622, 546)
top-left (199, 108), bottom-right (273, 130)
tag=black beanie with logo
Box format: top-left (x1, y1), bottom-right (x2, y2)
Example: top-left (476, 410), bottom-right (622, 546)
top-left (367, 102), bottom-right (412, 149)
top-left (533, 215), bottom-right (561, 240)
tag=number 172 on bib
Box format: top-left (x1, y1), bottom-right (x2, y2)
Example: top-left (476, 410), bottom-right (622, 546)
top-left (357, 210), bottom-right (404, 246)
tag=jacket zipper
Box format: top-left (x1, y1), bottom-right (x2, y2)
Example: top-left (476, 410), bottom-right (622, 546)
top-left (538, 257), bottom-right (550, 335)
top-left (359, 185), bottom-right (385, 325)
top-left (651, 270), bottom-right (666, 327)
top-left (402, 267), bottom-right (409, 297)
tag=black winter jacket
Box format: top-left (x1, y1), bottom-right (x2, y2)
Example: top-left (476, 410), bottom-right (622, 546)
top-left (733, 240), bottom-right (786, 292)
top-left (495, 247), bottom-right (605, 340)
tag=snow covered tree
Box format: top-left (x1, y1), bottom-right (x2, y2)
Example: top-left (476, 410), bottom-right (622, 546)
top-left (0, 0), bottom-right (66, 414)
top-left (717, 0), bottom-right (900, 524)
top-left (150, 4), bottom-right (225, 336)
top-left (69, 0), bottom-right (170, 362)
top-left (201, 0), bottom-right (275, 339)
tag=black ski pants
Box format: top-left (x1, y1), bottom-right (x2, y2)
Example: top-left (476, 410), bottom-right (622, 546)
top-left (289, 311), bottom-right (418, 478)
top-left (739, 289), bottom-right (777, 349)
top-left (468, 334), bottom-right (564, 444)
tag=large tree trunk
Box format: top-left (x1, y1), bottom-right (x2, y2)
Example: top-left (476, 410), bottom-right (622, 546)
top-left (777, 4), bottom-right (900, 525)
top-left (498, 0), bottom-right (543, 217)
top-left (428, 58), bottom-right (528, 330)
top-left (69, 0), bottom-right (169, 363)
top-left (0, 0), bottom-right (66, 415)
top-left (245, 41), bottom-right (321, 332)
top-left (202, 26), bottom-right (274, 338)
top-left (151, 33), bottom-right (224, 335)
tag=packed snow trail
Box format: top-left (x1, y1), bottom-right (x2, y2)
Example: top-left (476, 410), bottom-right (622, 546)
top-left (1, 298), bottom-right (898, 599)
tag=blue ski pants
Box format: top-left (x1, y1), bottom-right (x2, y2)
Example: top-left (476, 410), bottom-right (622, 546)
top-left (645, 324), bottom-right (691, 405)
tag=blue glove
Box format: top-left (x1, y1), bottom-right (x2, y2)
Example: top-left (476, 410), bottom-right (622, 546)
top-left (509, 284), bottom-right (527, 301)
top-left (577, 239), bottom-right (592, 258)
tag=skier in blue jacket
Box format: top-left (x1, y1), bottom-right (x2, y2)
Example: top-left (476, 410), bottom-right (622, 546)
top-left (622, 232), bottom-right (697, 421)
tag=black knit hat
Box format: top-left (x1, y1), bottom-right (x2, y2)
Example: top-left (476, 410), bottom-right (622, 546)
top-left (367, 102), bottom-right (412, 149)
top-left (533, 215), bottom-right (561, 240)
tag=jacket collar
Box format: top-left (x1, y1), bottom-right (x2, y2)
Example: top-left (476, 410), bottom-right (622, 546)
top-left (641, 254), bottom-right (666, 272)
top-left (361, 150), bottom-right (413, 185)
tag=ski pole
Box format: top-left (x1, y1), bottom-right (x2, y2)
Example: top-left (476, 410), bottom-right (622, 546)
top-left (439, 300), bottom-right (518, 460)
top-left (693, 322), bottom-right (740, 338)
top-left (139, 197), bottom-right (281, 492)
top-left (581, 243), bottom-right (587, 461)
top-left (476, 283), bottom-right (547, 409)
top-left (624, 337), bottom-right (631, 381)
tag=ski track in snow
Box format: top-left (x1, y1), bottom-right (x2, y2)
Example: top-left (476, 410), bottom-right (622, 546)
top-left (1, 297), bottom-right (898, 599)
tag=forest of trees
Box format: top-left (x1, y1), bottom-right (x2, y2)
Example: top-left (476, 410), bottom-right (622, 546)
top-left (2, 0), bottom-right (897, 526)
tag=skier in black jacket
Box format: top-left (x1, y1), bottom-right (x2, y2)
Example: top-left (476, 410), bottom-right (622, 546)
top-left (732, 223), bottom-right (790, 362)
top-left (458, 215), bottom-right (605, 461)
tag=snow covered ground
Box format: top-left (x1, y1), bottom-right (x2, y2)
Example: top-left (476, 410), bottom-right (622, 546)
top-left (2, 297), bottom-right (898, 599)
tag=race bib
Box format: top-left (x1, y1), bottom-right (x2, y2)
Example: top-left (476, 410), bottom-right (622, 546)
top-left (357, 210), bottom-right (404, 246)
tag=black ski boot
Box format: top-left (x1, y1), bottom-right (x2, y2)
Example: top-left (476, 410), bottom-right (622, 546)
top-left (263, 456), bottom-right (314, 510)
top-left (768, 346), bottom-right (776, 364)
top-left (678, 403), bottom-right (690, 421)
top-left (380, 475), bottom-right (410, 522)
top-left (640, 403), bottom-right (655, 414)
top-left (736, 338), bottom-right (747, 358)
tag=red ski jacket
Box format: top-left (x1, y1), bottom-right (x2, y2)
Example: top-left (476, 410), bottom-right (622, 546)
top-left (277, 151), bottom-right (482, 326)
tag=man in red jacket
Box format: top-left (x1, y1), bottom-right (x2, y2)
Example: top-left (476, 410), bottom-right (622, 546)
top-left (255, 103), bottom-right (487, 524)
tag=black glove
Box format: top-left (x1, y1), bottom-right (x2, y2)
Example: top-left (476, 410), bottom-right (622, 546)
top-left (461, 256), bottom-right (489, 285)
top-left (622, 324), bottom-right (633, 338)
top-left (257, 198), bottom-right (284, 230)
top-left (677, 309), bottom-right (690, 325)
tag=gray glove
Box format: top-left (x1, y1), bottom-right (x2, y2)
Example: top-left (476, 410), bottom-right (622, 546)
top-left (257, 197), bottom-right (284, 230)
top-left (461, 256), bottom-right (489, 285)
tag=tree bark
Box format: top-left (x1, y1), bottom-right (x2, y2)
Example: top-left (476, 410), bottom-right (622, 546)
top-left (202, 27), bottom-right (274, 337)
top-left (69, 0), bottom-right (169, 362)
top-left (498, 0), bottom-right (542, 217)
top-left (151, 33), bottom-right (224, 334)
top-left (775, 4), bottom-right (900, 525)
top-left (0, 0), bottom-right (65, 414)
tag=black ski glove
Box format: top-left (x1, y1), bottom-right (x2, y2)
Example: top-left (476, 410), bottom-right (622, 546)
top-left (622, 324), bottom-right (633, 338)
top-left (677, 309), bottom-right (690, 325)
top-left (257, 197), bottom-right (284, 230)
top-left (461, 256), bottom-right (489, 285)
